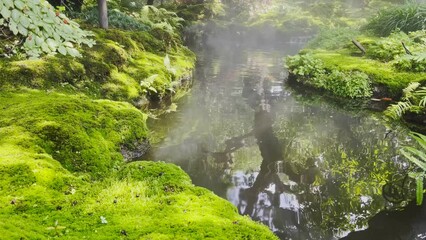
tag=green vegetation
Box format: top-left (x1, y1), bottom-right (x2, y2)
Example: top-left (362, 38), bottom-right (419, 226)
top-left (163, 0), bottom-right (225, 22)
top-left (0, 0), bottom-right (95, 58)
top-left (386, 82), bottom-right (426, 120)
top-left (0, 0), bottom-right (278, 238)
top-left (286, 14), bottom-right (426, 99)
top-left (0, 155), bottom-right (277, 239)
top-left (286, 53), bottom-right (373, 98)
top-left (363, 3), bottom-right (426, 36)
top-left (401, 133), bottom-right (426, 205)
top-left (0, 28), bottom-right (195, 103)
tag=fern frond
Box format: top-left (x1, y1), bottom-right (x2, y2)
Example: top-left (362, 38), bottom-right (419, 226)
top-left (402, 82), bottom-right (420, 100)
top-left (413, 87), bottom-right (426, 107)
top-left (411, 132), bottom-right (426, 152)
top-left (416, 176), bottom-right (424, 205)
top-left (385, 101), bottom-right (413, 119)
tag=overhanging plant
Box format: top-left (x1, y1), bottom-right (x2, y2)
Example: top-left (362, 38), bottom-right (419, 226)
top-left (0, 0), bottom-right (95, 58)
top-left (401, 132), bottom-right (426, 205)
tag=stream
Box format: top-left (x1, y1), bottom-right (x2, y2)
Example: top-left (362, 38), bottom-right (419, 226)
top-left (145, 35), bottom-right (423, 239)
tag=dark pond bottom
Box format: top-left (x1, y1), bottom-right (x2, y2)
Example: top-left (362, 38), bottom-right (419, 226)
top-left (145, 36), bottom-right (425, 239)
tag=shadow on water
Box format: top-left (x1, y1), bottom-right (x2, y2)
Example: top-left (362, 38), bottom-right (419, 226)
top-left (143, 34), bottom-right (423, 239)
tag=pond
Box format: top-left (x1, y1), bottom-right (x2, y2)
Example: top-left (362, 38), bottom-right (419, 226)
top-left (145, 35), bottom-right (421, 239)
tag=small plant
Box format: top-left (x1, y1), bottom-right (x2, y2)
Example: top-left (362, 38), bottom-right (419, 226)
top-left (323, 70), bottom-right (372, 98)
top-left (46, 220), bottom-right (66, 236)
top-left (0, 0), bottom-right (95, 58)
top-left (401, 132), bottom-right (426, 205)
top-left (286, 53), bottom-right (325, 80)
top-left (385, 82), bottom-right (426, 119)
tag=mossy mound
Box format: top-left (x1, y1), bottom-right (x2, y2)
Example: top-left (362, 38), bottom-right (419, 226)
top-left (0, 90), bottom-right (276, 239)
top-left (310, 49), bottom-right (426, 97)
top-left (0, 151), bottom-right (277, 239)
top-left (0, 90), bottom-right (148, 177)
top-left (0, 28), bottom-right (195, 105)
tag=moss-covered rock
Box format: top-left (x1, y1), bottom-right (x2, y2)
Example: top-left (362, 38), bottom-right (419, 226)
top-left (0, 149), bottom-right (277, 239)
top-left (0, 90), bottom-right (148, 177)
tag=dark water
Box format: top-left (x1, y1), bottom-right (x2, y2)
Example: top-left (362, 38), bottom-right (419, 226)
top-left (146, 38), bottom-right (425, 239)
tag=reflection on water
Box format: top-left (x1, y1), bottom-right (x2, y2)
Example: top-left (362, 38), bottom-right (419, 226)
top-left (146, 41), bottom-right (419, 239)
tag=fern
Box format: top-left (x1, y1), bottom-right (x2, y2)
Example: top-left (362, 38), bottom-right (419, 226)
top-left (385, 83), bottom-right (426, 119)
top-left (385, 101), bottom-right (413, 119)
top-left (417, 175), bottom-right (424, 205)
top-left (402, 82), bottom-right (420, 100)
top-left (403, 133), bottom-right (426, 205)
top-left (414, 87), bottom-right (426, 106)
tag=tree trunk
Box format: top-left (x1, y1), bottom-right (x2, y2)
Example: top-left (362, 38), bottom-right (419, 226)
top-left (147, 0), bottom-right (154, 5)
top-left (98, 0), bottom-right (108, 29)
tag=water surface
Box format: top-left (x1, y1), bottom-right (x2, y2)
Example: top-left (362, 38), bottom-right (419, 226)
top-left (147, 38), bottom-right (416, 239)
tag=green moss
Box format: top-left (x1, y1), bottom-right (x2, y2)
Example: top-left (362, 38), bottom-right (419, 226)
top-left (0, 90), bottom-right (148, 177)
top-left (0, 153), bottom-right (277, 239)
top-left (0, 28), bottom-right (195, 104)
top-left (0, 23), bottom-right (273, 240)
top-left (311, 49), bottom-right (426, 96)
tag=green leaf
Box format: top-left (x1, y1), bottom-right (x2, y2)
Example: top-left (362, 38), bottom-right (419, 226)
top-left (58, 45), bottom-right (67, 55)
top-left (66, 47), bottom-right (81, 57)
top-left (164, 54), bottom-right (171, 69)
top-left (416, 176), bottom-right (424, 205)
top-left (14, 0), bottom-right (25, 10)
top-left (41, 42), bottom-right (50, 53)
top-left (9, 21), bottom-right (18, 35)
top-left (11, 9), bottom-right (21, 22)
top-left (148, 86), bottom-right (158, 93)
top-left (63, 42), bottom-right (73, 48)
top-left (24, 37), bottom-right (35, 48)
top-left (411, 133), bottom-right (426, 152)
top-left (401, 149), bottom-right (426, 170)
top-left (46, 38), bottom-right (58, 51)
top-left (1, 7), bottom-right (11, 19)
top-left (20, 16), bottom-right (31, 28)
top-left (17, 23), bottom-right (28, 36)
top-left (3, 0), bottom-right (13, 8)
top-left (35, 35), bottom-right (44, 46)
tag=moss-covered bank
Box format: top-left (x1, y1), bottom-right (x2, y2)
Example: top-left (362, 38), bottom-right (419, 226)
top-left (286, 30), bottom-right (426, 130)
top-left (0, 28), bottom-right (195, 106)
top-left (286, 30), bottom-right (426, 97)
top-left (0, 24), bottom-right (276, 239)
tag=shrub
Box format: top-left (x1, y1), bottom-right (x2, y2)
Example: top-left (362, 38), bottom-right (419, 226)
top-left (286, 53), bottom-right (372, 98)
top-left (81, 8), bottom-right (150, 31)
top-left (285, 53), bottom-right (326, 81)
top-left (0, 0), bottom-right (94, 58)
top-left (363, 3), bottom-right (426, 36)
top-left (322, 70), bottom-right (372, 98)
